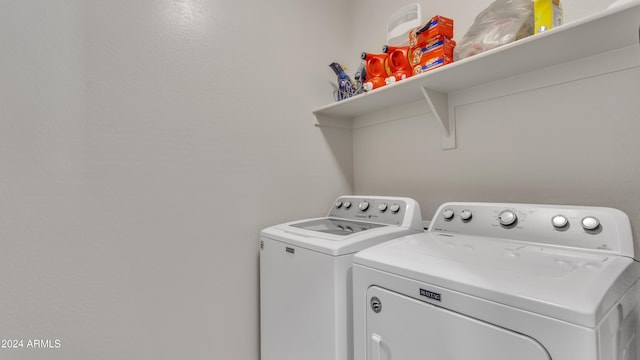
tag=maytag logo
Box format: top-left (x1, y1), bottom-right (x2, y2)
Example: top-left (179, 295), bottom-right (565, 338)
top-left (420, 288), bottom-right (441, 302)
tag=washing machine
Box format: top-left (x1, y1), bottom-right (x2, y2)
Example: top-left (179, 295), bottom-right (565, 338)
top-left (260, 195), bottom-right (423, 360)
top-left (353, 202), bottom-right (640, 360)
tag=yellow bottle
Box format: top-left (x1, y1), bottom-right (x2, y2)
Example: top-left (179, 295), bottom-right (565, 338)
top-left (534, 0), bottom-right (563, 34)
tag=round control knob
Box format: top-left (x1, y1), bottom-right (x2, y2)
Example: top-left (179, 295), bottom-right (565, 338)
top-left (343, 201), bottom-right (352, 209)
top-left (442, 209), bottom-right (454, 220)
top-left (498, 210), bottom-right (518, 226)
top-left (460, 210), bottom-right (473, 221)
top-left (581, 216), bottom-right (600, 231)
top-left (358, 202), bottom-right (370, 211)
top-left (378, 203), bottom-right (388, 212)
top-left (390, 204), bottom-right (401, 213)
top-left (551, 215), bottom-right (569, 228)
top-left (335, 201), bottom-right (343, 209)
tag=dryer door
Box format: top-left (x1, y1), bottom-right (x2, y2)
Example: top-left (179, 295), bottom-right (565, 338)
top-left (366, 286), bottom-right (550, 360)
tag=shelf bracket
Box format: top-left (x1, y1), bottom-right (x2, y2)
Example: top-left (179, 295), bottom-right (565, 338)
top-left (421, 87), bottom-right (456, 149)
top-left (312, 113), bottom-right (353, 130)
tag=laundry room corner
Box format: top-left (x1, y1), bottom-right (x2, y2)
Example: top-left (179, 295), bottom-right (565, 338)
top-left (342, 0), bottom-right (640, 256)
top-left (3, 0), bottom-right (640, 359)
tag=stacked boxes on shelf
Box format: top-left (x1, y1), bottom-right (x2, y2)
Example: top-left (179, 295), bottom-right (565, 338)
top-left (409, 16), bottom-right (455, 75)
top-left (351, 14), bottom-right (456, 96)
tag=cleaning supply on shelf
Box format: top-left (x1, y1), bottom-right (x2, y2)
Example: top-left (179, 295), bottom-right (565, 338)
top-left (329, 62), bottom-right (362, 101)
top-left (409, 16), bottom-right (454, 47)
top-left (534, 0), bottom-right (563, 33)
top-left (383, 45), bottom-right (413, 81)
top-left (410, 35), bottom-right (456, 66)
top-left (408, 15), bottom-right (456, 75)
top-left (361, 52), bottom-right (391, 90)
top-left (412, 55), bottom-right (453, 75)
top-left (454, 0), bottom-right (534, 61)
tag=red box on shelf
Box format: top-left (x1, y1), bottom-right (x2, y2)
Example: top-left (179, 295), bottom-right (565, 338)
top-left (409, 15), bottom-right (454, 47)
top-left (410, 35), bottom-right (456, 66)
top-left (412, 55), bottom-right (453, 75)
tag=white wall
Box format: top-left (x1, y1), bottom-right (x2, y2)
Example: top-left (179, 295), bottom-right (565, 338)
top-left (349, 0), bottom-right (640, 253)
top-left (3, 0), bottom-right (637, 359)
top-left (0, 1), bottom-right (351, 359)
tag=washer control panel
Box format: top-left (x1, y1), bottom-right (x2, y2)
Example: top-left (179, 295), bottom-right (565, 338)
top-left (328, 196), bottom-right (412, 226)
top-left (429, 202), bottom-right (633, 257)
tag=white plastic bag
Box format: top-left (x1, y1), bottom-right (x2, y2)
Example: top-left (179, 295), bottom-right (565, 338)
top-left (454, 0), bottom-right (534, 61)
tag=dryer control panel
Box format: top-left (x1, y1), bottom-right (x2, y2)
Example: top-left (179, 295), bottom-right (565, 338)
top-left (429, 202), bottom-right (634, 258)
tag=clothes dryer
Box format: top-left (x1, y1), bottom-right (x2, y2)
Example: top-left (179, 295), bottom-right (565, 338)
top-left (353, 202), bottom-right (640, 360)
top-left (260, 195), bottom-right (423, 360)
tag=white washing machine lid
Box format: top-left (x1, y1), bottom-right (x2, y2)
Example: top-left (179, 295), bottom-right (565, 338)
top-left (261, 217), bottom-right (421, 256)
top-left (354, 232), bottom-right (640, 327)
top-left (288, 217), bottom-right (387, 236)
top-left (260, 195), bottom-right (424, 256)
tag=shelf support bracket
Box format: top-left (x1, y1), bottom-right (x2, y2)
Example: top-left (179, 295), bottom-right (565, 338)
top-left (421, 87), bottom-right (456, 149)
top-left (312, 113), bottom-right (353, 130)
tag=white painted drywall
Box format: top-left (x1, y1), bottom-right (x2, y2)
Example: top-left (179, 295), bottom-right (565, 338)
top-left (2, 0), bottom-right (636, 359)
top-left (0, 0), bottom-right (352, 359)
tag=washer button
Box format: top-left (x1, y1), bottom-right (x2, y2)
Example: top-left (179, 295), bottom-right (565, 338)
top-left (378, 203), bottom-right (388, 212)
top-left (498, 210), bottom-right (517, 226)
top-left (442, 209), bottom-right (454, 220)
top-left (581, 216), bottom-right (600, 231)
top-left (552, 215), bottom-right (569, 229)
top-left (390, 204), bottom-right (401, 213)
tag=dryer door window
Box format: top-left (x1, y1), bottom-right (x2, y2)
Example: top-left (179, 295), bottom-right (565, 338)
top-left (366, 286), bottom-right (551, 360)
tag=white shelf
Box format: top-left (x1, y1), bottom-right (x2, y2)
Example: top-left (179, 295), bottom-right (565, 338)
top-left (313, 1), bottom-right (640, 149)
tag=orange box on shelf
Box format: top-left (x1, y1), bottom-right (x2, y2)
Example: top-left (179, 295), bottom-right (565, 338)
top-left (412, 55), bottom-right (453, 75)
top-left (410, 35), bottom-right (456, 66)
top-left (409, 15), bottom-right (454, 47)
